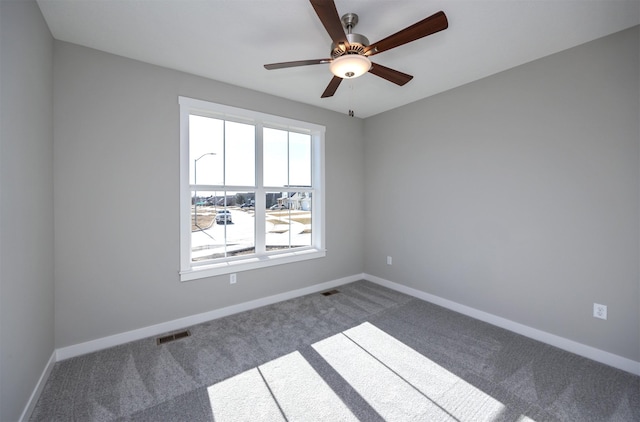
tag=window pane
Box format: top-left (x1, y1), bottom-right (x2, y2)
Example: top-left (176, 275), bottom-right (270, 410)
top-left (189, 115), bottom-right (223, 185)
top-left (265, 191), bottom-right (312, 251)
top-left (181, 96), bottom-right (324, 279)
top-left (225, 121), bottom-right (255, 186)
top-left (263, 128), bottom-right (288, 187)
top-left (191, 190), bottom-right (255, 261)
top-left (289, 132), bottom-right (311, 187)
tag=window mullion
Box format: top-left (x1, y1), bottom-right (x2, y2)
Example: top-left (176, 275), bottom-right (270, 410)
top-left (287, 132), bottom-right (292, 248)
top-left (222, 121), bottom-right (226, 187)
top-left (255, 123), bottom-right (266, 254)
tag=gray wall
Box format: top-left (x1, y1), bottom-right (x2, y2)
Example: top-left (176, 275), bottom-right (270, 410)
top-left (0, 1), bottom-right (55, 420)
top-left (53, 41), bottom-right (365, 348)
top-left (363, 26), bottom-right (639, 361)
top-left (2, 4), bottom-right (637, 416)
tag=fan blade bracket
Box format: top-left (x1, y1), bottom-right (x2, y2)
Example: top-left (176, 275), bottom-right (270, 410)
top-left (363, 47), bottom-right (378, 57)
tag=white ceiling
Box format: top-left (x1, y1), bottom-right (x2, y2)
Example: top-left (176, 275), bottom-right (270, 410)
top-left (37, 0), bottom-right (639, 118)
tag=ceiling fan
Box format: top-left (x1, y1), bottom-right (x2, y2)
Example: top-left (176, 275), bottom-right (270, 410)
top-left (264, 0), bottom-right (448, 98)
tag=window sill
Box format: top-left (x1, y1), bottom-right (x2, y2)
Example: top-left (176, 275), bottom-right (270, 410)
top-left (180, 248), bottom-right (326, 282)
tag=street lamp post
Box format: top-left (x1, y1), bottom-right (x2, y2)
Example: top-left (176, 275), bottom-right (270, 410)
top-left (194, 152), bottom-right (216, 232)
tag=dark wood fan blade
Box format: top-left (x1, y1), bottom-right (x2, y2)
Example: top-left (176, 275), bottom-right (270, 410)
top-left (368, 62), bottom-right (413, 86)
top-left (264, 59), bottom-right (331, 70)
top-left (364, 11), bottom-right (448, 56)
top-left (310, 0), bottom-right (349, 47)
top-left (321, 76), bottom-right (342, 98)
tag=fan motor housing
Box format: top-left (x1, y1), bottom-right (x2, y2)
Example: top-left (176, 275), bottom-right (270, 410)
top-left (331, 33), bottom-right (370, 58)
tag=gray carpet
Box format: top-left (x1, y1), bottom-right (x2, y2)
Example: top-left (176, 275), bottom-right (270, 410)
top-left (30, 280), bottom-right (639, 421)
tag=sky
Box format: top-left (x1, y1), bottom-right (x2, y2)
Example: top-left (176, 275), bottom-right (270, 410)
top-left (189, 115), bottom-right (311, 189)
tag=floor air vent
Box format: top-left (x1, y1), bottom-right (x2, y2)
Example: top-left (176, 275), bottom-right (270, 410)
top-left (156, 330), bottom-right (191, 345)
top-left (321, 289), bottom-right (340, 296)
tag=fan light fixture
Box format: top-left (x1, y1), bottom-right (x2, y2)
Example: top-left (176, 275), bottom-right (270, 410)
top-left (329, 55), bottom-right (371, 79)
top-left (263, 5), bottom-right (448, 98)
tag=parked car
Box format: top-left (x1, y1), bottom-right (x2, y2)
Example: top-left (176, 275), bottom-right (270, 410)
top-left (215, 209), bottom-right (233, 224)
top-left (270, 204), bottom-right (286, 210)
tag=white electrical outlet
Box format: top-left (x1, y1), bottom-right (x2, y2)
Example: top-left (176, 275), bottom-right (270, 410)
top-left (387, 256), bottom-right (392, 265)
top-left (230, 273), bottom-right (237, 284)
top-left (593, 303), bottom-right (607, 320)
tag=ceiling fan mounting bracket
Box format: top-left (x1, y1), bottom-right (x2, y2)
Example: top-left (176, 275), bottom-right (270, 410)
top-left (340, 13), bottom-right (359, 32)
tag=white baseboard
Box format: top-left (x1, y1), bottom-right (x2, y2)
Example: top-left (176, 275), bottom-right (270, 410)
top-left (364, 273), bottom-right (640, 376)
top-left (19, 350), bottom-right (56, 422)
top-left (56, 274), bottom-right (362, 361)
top-left (26, 272), bottom-right (638, 420)
top-left (27, 274), bottom-right (361, 420)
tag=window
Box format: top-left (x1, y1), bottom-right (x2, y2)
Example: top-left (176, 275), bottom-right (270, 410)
top-left (179, 97), bottom-right (325, 281)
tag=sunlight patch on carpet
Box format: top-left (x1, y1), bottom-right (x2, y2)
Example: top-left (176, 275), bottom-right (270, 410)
top-left (260, 351), bottom-right (358, 421)
top-left (313, 322), bottom-right (508, 422)
top-left (207, 321), bottom-right (537, 421)
top-left (207, 368), bottom-right (285, 421)
top-left (207, 351), bottom-right (357, 421)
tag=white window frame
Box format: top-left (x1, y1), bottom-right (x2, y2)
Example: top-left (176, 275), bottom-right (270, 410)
top-left (179, 96), bottom-right (326, 281)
